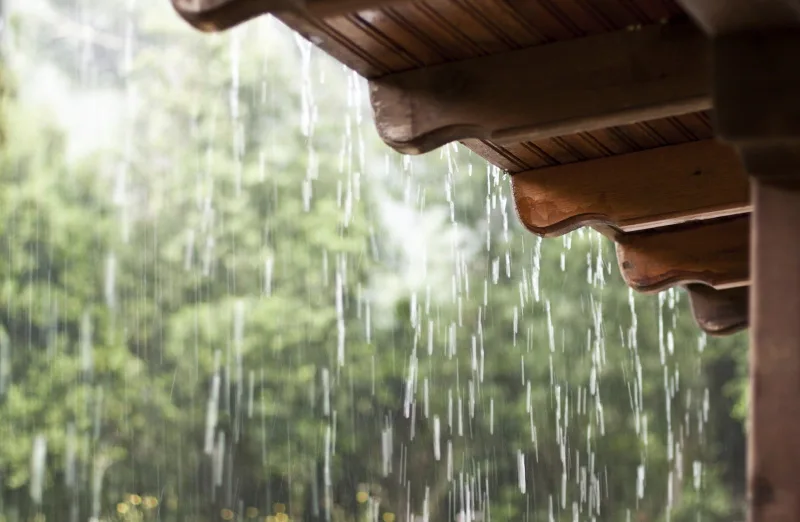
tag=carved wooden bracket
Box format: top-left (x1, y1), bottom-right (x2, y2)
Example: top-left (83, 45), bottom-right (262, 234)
top-left (369, 22), bottom-right (711, 154)
top-left (616, 215), bottom-right (750, 293)
top-left (171, 0), bottom-right (399, 31)
top-left (512, 140), bottom-right (749, 237)
top-left (687, 284), bottom-right (749, 335)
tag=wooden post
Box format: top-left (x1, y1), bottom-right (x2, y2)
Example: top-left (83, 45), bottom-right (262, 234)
top-left (676, 2), bottom-right (800, 514)
top-left (748, 176), bottom-right (800, 521)
top-left (711, 27), bottom-right (800, 522)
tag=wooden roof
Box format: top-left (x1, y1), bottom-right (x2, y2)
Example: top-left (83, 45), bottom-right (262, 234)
top-left (171, 0), bottom-right (750, 336)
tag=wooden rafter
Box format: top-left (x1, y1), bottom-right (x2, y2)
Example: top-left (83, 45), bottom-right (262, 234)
top-left (686, 284), bottom-right (748, 336)
top-left (511, 140), bottom-right (749, 237)
top-left (615, 216), bottom-right (750, 293)
top-left (369, 22), bottom-right (710, 154)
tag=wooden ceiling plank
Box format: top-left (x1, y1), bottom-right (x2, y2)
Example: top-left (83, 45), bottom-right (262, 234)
top-left (369, 21), bottom-right (711, 154)
top-left (171, 0), bottom-right (406, 31)
top-left (686, 284), bottom-right (748, 336)
top-left (615, 215), bottom-right (750, 293)
top-left (512, 140), bottom-right (750, 237)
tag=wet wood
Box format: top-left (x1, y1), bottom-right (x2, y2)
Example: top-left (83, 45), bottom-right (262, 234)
top-left (171, 0), bottom-right (404, 31)
top-left (511, 140), bottom-right (749, 237)
top-left (686, 284), bottom-right (748, 336)
top-left (748, 177), bottom-right (800, 522)
top-left (615, 216), bottom-right (750, 293)
top-left (369, 22), bottom-right (711, 154)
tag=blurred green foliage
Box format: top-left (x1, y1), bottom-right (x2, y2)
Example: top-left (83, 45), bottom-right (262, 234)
top-left (0, 2), bottom-right (747, 521)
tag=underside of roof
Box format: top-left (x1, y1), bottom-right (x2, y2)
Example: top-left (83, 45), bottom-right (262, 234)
top-left (170, 0), bottom-right (754, 336)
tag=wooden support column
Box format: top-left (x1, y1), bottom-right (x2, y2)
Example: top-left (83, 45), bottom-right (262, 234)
top-left (700, 21), bottom-right (800, 522)
top-left (748, 176), bottom-right (800, 520)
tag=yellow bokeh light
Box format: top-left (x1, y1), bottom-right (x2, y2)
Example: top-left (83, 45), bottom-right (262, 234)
top-left (143, 496), bottom-right (159, 509)
top-left (265, 516), bottom-right (277, 522)
top-left (129, 494), bottom-right (142, 505)
top-left (246, 507), bottom-right (259, 518)
top-left (221, 508), bottom-right (235, 520)
top-left (383, 513), bottom-right (395, 522)
top-left (274, 502), bottom-right (286, 514)
top-left (117, 503), bottom-right (129, 514)
top-left (356, 491), bottom-right (369, 504)
top-left (276, 513), bottom-right (289, 522)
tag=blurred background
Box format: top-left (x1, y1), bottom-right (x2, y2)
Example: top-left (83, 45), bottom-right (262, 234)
top-left (0, 1), bottom-right (747, 520)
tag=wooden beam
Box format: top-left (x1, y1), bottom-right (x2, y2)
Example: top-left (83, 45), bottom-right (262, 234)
top-left (511, 140), bottom-right (749, 237)
top-left (369, 22), bottom-right (711, 155)
top-left (677, 0), bottom-right (800, 35)
top-left (686, 284), bottom-right (748, 336)
top-left (615, 215), bottom-right (750, 293)
top-left (171, 0), bottom-right (399, 31)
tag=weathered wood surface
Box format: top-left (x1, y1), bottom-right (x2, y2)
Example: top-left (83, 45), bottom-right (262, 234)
top-left (511, 140), bottom-right (749, 237)
top-left (369, 22), bottom-right (711, 154)
top-left (171, 0), bottom-right (401, 30)
top-left (616, 215), bottom-right (750, 293)
top-left (686, 284), bottom-right (748, 335)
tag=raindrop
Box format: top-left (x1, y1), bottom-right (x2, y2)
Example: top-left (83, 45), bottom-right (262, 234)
top-left (30, 435), bottom-right (47, 504)
top-left (335, 269), bottom-right (345, 366)
top-left (104, 252), bottom-right (116, 310)
top-left (264, 255), bottom-right (274, 296)
top-left (433, 416), bottom-right (441, 461)
top-left (80, 312), bottom-right (93, 378)
top-left (0, 329), bottom-right (9, 395)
